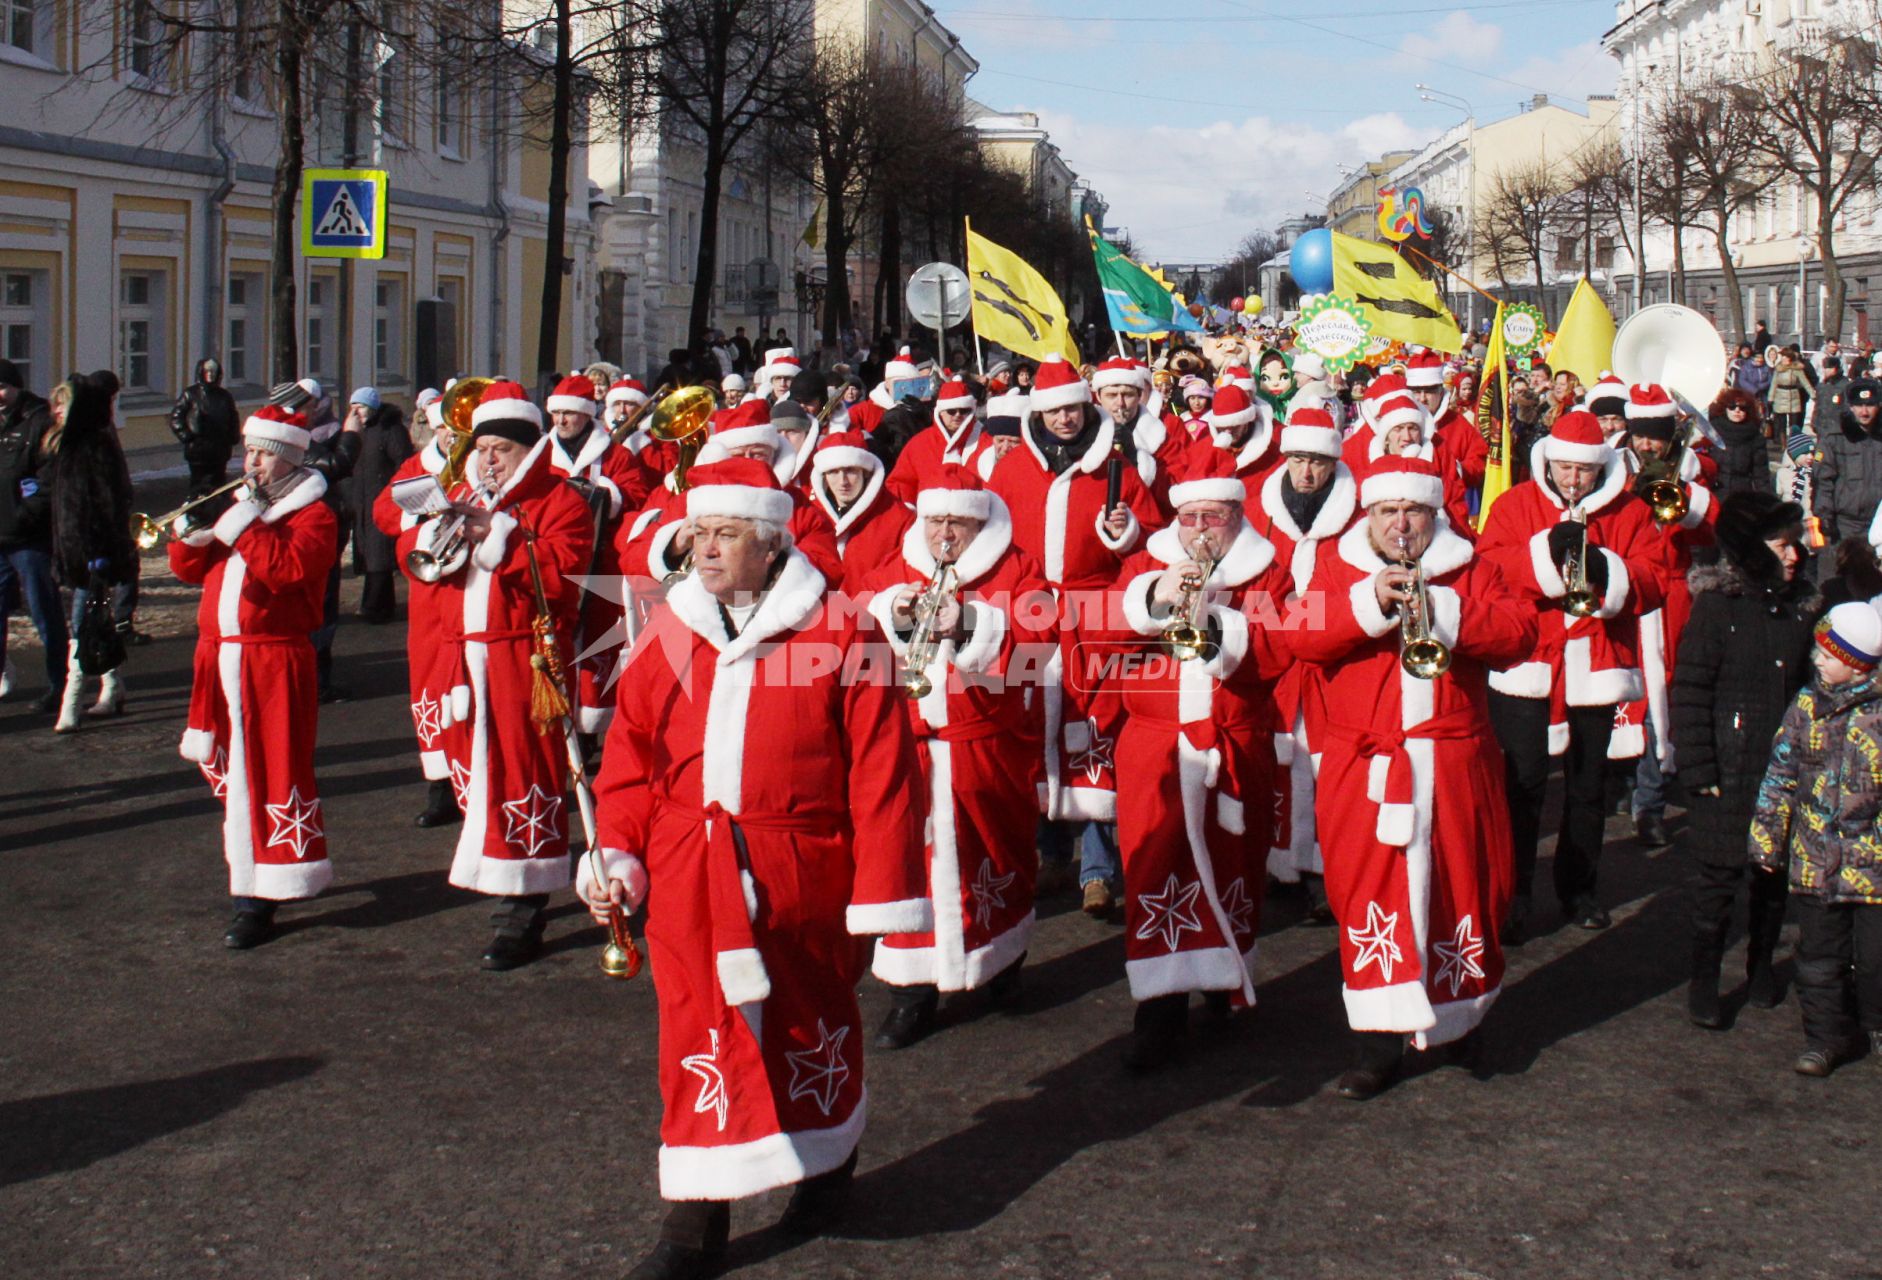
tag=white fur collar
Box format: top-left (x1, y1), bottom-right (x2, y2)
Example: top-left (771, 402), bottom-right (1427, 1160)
top-left (899, 493), bottom-right (1014, 586)
top-left (551, 424), bottom-right (612, 476)
top-left (260, 466), bottom-right (328, 523)
top-left (869, 383), bottom-right (895, 409)
top-left (420, 441), bottom-right (447, 476)
top-left (812, 459), bottom-right (887, 537)
top-left (1335, 517), bottom-right (1474, 578)
top-left (1130, 408), bottom-right (1166, 458)
top-left (1021, 417), bottom-right (1117, 477)
top-left (1369, 429), bottom-right (1436, 463)
top-left (1259, 465), bottom-right (1357, 544)
top-left (1143, 520), bottom-right (1276, 586)
top-left (664, 548), bottom-right (827, 665)
top-left (1210, 400), bottom-right (1277, 472)
top-left (934, 416), bottom-right (982, 460)
top-left (1527, 440), bottom-right (1629, 515)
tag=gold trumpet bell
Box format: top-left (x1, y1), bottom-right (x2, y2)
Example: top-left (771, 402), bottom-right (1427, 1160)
top-left (1401, 638), bottom-right (1452, 679)
top-left (1644, 477), bottom-right (1688, 524)
top-left (1162, 620), bottom-right (1210, 663)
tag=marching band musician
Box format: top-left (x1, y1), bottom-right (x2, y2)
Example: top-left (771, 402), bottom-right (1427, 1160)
top-left (1290, 456), bottom-right (1537, 1099)
top-left (404, 380), bottom-right (594, 971)
top-left (806, 430), bottom-right (912, 591)
top-left (1404, 350), bottom-right (1488, 491)
top-left (1615, 383), bottom-right (1719, 849)
top-left (884, 375), bottom-right (985, 505)
top-left (604, 377), bottom-right (667, 472)
top-left (988, 355), bottom-right (1160, 917)
top-left (1095, 451), bottom-right (1294, 1071)
top-left (973, 390), bottom-right (1030, 482)
top-left (372, 393), bottom-right (464, 829)
top-left (1092, 356), bottom-right (1188, 512)
top-left (1477, 411), bottom-right (1673, 940)
top-left (578, 458), bottom-right (927, 1277)
top-left (546, 373), bottom-right (652, 739)
top-left (170, 404), bottom-right (338, 949)
top-left (1183, 384), bottom-right (1279, 494)
top-left (1246, 404), bottom-right (1359, 914)
top-left (1344, 391), bottom-right (1477, 536)
top-left (862, 468), bottom-right (1056, 1049)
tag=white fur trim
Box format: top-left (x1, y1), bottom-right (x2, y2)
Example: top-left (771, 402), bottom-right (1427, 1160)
top-left (1126, 948), bottom-right (1250, 1001)
top-left (687, 484), bottom-right (792, 525)
top-left (1591, 547), bottom-right (1630, 620)
top-left (1488, 660), bottom-right (1551, 698)
top-left (1200, 604), bottom-right (1250, 682)
top-left (1028, 378), bottom-right (1091, 412)
top-left (1679, 482), bottom-right (1713, 531)
top-left (1343, 981), bottom-right (1436, 1033)
top-left (1527, 527), bottom-right (1569, 598)
top-left (212, 499), bottom-right (266, 546)
top-left (916, 488), bottom-right (993, 520)
top-left (545, 394), bottom-right (597, 417)
top-left (953, 601), bottom-right (1006, 675)
top-left (1280, 425), bottom-right (1342, 457)
top-left (1563, 634), bottom-right (1642, 706)
top-left (715, 947), bottom-right (772, 1005)
top-left (1168, 478), bottom-right (1246, 507)
top-left (1207, 402), bottom-right (1259, 430)
top-left (1121, 573), bottom-right (1164, 638)
top-left (1361, 471), bottom-right (1444, 510)
top-left (846, 898), bottom-right (933, 936)
top-left (1547, 719), bottom-right (1572, 755)
top-left (696, 424), bottom-right (782, 465)
top-left (1413, 987), bottom-right (1500, 1050)
top-left (898, 492), bottom-right (1012, 587)
top-left (1608, 722), bottom-right (1646, 760)
top-left (657, 1089), bottom-right (867, 1201)
top-left (243, 415), bottom-right (311, 453)
top-left (471, 397), bottom-right (543, 429)
top-left (1350, 576), bottom-right (1398, 639)
top-left (180, 726), bottom-right (216, 763)
top-left (811, 445), bottom-right (877, 476)
top-left (1425, 584), bottom-right (1462, 652)
top-left (472, 510), bottom-right (517, 573)
top-left (573, 848), bottom-right (645, 902)
top-left (1096, 506), bottom-right (1138, 553)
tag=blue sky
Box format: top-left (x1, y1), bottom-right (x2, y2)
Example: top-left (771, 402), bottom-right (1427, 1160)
top-left (936, 0), bottom-right (1623, 263)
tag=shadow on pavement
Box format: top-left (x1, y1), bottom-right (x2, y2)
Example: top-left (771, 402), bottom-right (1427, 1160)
top-left (0, 1055), bottom-right (323, 1187)
top-left (281, 871), bottom-right (466, 933)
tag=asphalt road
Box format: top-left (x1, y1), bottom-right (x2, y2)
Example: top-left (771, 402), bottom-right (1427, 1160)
top-left (0, 569), bottom-right (1874, 1280)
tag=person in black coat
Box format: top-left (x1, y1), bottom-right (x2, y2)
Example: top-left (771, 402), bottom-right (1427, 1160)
top-left (1671, 490), bottom-right (1824, 1028)
top-left (1707, 387), bottom-right (1770, 495)
top-left (168, 358), bottom-right (241, 498)
top-left (349, 398), bottom-right (414, 624)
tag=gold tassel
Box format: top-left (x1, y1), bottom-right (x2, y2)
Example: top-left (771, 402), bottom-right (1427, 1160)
top-left (529, 616), bottom-right (571, 734)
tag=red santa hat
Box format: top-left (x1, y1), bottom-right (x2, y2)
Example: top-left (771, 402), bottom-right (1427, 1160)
top-left (757, 347), bottom-right (802, 385)
top-left (1207, 383), bottom-right (1261, 431)
top-left (810, 429), bottom-right (879, 479)
top-left (882, 346), bottom-right (919, 382)
top-left (699, 397), bottom-right (783, 462)
top-left (915, 465), bottom-right (994, 521)
top-left (1029, 355), bottom-right (1091, 412)
top-left (604, 377), bottom-right (649, 409)
top-left (243, 403), bottom-right (312, 463)
top-left (684, 457), bottom-right (793, 525)
top-left (1220, 364), bottom-right (1255, 393)
top-left (1280, 404), bottom-right (1343, 458)
top-left (1374, 394), bottom-right (1426, 436)
top-left (1360, 455), bottom-right (1446, 509)
top-left (1091, 356), bottom-right (1148, 391)
top-left (1585, 372), bottom-right (1629, 417)
top-left (1626, 383), bottom-right (1677, 421)
top-left (469, 380), bottom-right (544, 444)
top-left (1403, 350), bottom-right (1446, 389)
top-left (545, 373), bottom-right (598, 418)
top-left (933, 377), bottom-right (975, 413)
top-left (1168, 445), bottom-right (1247, 508)
top-left (1542, 410), bottom-right (1614, 466)
top-left (1363, 371), bottom-right (1409, 405)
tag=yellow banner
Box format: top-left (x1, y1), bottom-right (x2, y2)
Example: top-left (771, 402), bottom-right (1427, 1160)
top-left (966, 220), bottom-right (1081, 366)
top-left (1476, 302), bottom-right (1513, 530)
top-left (1548, 278), bottom-right (1616, 389)
top-left (1329, 231), bottom-right (1462, 353)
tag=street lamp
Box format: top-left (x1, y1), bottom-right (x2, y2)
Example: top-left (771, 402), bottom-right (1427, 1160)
top-left (1798, 236), bottom-right (1813, 348)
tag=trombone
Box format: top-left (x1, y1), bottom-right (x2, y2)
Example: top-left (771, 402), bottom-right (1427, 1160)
top-left (606, 381), bottom-right (673, 447)
top-left (131, 475), bottom-right (252, 549)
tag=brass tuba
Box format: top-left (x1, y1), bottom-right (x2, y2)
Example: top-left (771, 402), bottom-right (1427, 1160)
top-left (435, 375), bottom-right (494, 489)
top-left (647, 385), bottom-right (717, 494)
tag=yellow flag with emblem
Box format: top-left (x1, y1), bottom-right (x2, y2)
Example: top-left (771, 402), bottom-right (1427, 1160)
top-left (1330, 230), bottom-right (1462, 353)
top-left (965, 219), bottom-right (1081, 365)
top-left (1476, 302), bottom-right (1513, 530)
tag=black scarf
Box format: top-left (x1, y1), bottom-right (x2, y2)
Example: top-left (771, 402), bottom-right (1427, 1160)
top-left (1280, 474), bottom-right (1330, 533)
top-left (557, 420), bottom-right (596, 458)
top-left (1030, 414), bottom-right (1100, 475)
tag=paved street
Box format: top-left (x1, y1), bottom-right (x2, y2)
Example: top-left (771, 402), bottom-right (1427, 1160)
top-left (0, 564), bottom-right (1873, 1280)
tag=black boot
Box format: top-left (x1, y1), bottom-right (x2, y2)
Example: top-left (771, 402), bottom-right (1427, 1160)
top-left (873, 985), bottom-right (938, 1050)
top-left (224, 898), bottom-right (279, 950)
top-left (627, 1200), bottom-right (729, 1279)
top-left (482, 894), bottom-right (547, 971)
top-left (776, 1149), bottom-right (857, 1238)
top-left (415, 780), bottom-right (462, 828)
top-left (1744, 892), bottom-right (1785, 1009)
top-left (1335, 1031), bottom-right (1405, 1101)
top-left (1122, 993), bottom-right (1188, 1073)
top-left (1502, 894), bottom-right (1532, 947)
top-left (1688, 932), bottom-right (1726, 1030)
top-left (1302, 872), bottom-right (1334, 926)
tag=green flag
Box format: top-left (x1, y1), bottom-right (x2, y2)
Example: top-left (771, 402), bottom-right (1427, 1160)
top-left (1087, 218), bottom-right (1201, 337)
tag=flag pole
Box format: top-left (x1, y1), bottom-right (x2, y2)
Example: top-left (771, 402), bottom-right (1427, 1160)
top-left (963, 217), bottom-right (986, 376)
top-left (1400, 243), bottom-right (1500, 307)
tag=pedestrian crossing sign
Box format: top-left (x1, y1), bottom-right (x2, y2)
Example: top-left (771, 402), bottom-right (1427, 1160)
top-left (301, 169), bottom-right (387, 259)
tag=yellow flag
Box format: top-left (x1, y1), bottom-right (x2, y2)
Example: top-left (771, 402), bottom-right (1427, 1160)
top-left (800, 198), bottom-right (824, 250)
top-left (1476, 303), bottom-right (1513, 530)
top-left (1548, 278), bottom-right (1616, 388)
top-left (965, 220), bottom-right (1081, 365)
top-left (1329, 230), bottom-right (1462, 353)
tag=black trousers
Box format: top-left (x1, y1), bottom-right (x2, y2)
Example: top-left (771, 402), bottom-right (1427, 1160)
top-left (1691, 858), bottom-right (1787, 961)
top-left (492, 893), bottom-right (549, 936)
top-left (187, 454), bottom-right (232, 498)
top-left (359, 570), bottom-right (396, 622)
top-left (1488, 693), bottom-right (1614, 906)
top-left (1790, 895), bottom-right (1882, 1051)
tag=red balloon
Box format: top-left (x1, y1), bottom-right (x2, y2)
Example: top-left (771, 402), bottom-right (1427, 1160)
top-left (1187, 302), bottom-right (1205, 318)
top-left (1229, 297), bottom-right (1245, 312)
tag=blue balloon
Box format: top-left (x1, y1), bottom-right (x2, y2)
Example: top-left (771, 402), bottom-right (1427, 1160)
top-left (1288, 228), bottom-right (1335, 295)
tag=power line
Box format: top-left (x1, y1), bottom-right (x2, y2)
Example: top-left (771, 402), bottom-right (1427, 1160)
top-left (974, 67), bottom-right (1457, 116)
top-left (946, 0), bottom-right (1590, 22)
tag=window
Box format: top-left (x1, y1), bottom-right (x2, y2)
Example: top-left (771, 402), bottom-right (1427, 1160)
top-left (666, 206), bottom-right (680, 283)
top-left (1, 270), bottom-right (47, 392)
top-left (118, 269), bottom-right (167, 394)
top-left (225, 270), bottom-right (263, 385)
top-left (306, 270), bottom-right (337, 382)
top-left (4, 0), bottom-right (49, 56)
top-left (125, 0), bottom-right (171, 85)
top-left (434, 41), bottom-right (463, 156)
top-left (374, 276), bottom-right (405, 383)
top-left (378, 42), bottom-right (405, 146)
top-left (228, 0), bottom-right (257, 101)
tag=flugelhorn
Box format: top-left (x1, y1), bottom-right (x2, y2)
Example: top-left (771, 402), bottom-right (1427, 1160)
top-left (1161, 533), bottom-right (1218, 662)
top-left (131, 475), bottom-right (251, 549)
top-left (407, 473), bottom-right (498, 583)
top-left (1396, 533), bottom-right (1451, 679)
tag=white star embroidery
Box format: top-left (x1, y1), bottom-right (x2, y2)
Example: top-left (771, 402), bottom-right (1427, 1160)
top-left (200, 747), bottom-right (229, 799)
top-left (411, 694), bottom-right (443, 748)
top-left (448, 759), bottom-right (474, 812)
top-left (970, 859), bottom-right (1017, 930)
top-left (264, 787), bottom-right (324, 860)
top-left (1069, 717), bottom-right (1115, 785)
top-left (1433, 914), bottom-right (1487, 997)
top-left (785, 1020), bottom-right (852, 1117)
top-left (1347, 901), bottom-right (1404, 983)
top-left (500, 784), bottom-right (564, 857)
top-left (1135, 874), bottom-right (1205, 953)
top-left (681, 1030), bottom-right (729, 1133)
top-left (1220, 877), bottom-right (1255, 938)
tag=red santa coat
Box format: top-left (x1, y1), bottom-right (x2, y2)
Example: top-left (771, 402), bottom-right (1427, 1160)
top-left (1347, 432), bottom-right (1477, 539)
top-left (846, 398), bottom-right (886, 435)
top-left (809, 462), bottom-right (913, 593)
top-left (1477, 447), bottom-right (1673, 756)
top-left (862, 505), bottom-right (1055, 990)
top-left (417, 439), bottom-right (592, 895)
top-left (1614, 449), bottom-right (1719, 764)
top-left (585, 549), bottom-right (928, 1200)
top-left (1182, 404), bottom-right (1280, 500)
top-left (988, 420), bottom-right (1162, 821)
top-left (1432, 404), bottom-right (1489, 490)
top-left (1245, 464), bottom-right (1360, 881)
top-left (171, 468), bottom-right (337, 900)
top-left (1119, 407), bottom-right (1194, 514)
top-left (548, 427), bottom-right (651, 734)
top-left (884, 418), bottom-right (987, 507)
top-left (1293, 521), bottom-right (1537, 1047)
top-left (1099, 522), bottom-right (1293, 1002)
top-left (373, 441), bottom-right (463, 780)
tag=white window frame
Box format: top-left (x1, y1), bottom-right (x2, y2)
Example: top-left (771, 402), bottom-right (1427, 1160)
top-left (1, 268), bottom-right (48, 393)
top-left (374, 275), bottom-right (406, 385)
top-left (225, 269), bottom-right (265, 388)
top-left (305, 269), bottom-right (338, 384)
top-left (118, 269), bottom-right (167, 396)
top-left (2, 0), bottom-right (55, 65)
top-left (434, 40), bottom-right (464, 159)
top-left (123, 0), bottom-right (173, 89)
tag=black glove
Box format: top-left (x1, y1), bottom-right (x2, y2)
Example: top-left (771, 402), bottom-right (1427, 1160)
top-left (1547, 520), bottom-right (1586, 563)
top-left (1583, 543), bottom-right (1610, 591)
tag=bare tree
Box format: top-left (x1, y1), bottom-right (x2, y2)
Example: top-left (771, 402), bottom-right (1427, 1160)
top-left (1562, 138), bottom-right (1635, 292)
top-left (1209, 230), bottom-right (1283, 302)
top-left (1640, 81), bottom-right (1768, 336)
top-left (1478, 161), bottom-right (1573, 294)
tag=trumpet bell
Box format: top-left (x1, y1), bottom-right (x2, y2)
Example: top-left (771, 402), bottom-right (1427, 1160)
top-left (1644, 477), bottom-right (1688, 524)
top-left (903, 670), bottom-right (933, 700)
top-left (405, 548), bottom-right (444, 584)
top-left (1162, 621), bottom-right (1210, 663)
top-left (1401, 638), bottom-right (1452, 680)
top-left (1563, 589), bottom-right (1602, 619)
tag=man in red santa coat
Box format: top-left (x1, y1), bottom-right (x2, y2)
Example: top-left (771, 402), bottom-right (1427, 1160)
top-left (579, 458), bottom-right (927, 1278)
top-left (1405, 349), bottom-right (1488, 491)
top-left (883, 375), bottom-right (985, 505)
top-left (1097, 451), bottom-right (1294, 1070)
top-left (545, 373), bottom-right (651, 738)
top-left (1092, 356), bottom-right (1189, 511)
top-left (604, 377), bottom-right (671, 474)
top-left (1477, 410), bottom-right (1672, 938)
top-left (406, 381), bottom-right (594, 970)
top-left (1245, 404), bottom-right (1359, 916)
top-left (808, 430), bottom-right (911, 592)
top-left (372, 395), bottom-right (466, 829)
top-left (1183, 383), bottom-right (1279, 495)
top-left (1291, 455), bottom-right (1537, 1099)
top-left (170, 404), bottom-right (338, 949)
top-left (1345, 391), bottom-right (1477, 536)
top-left (862, 468), bottom-right (1055, 1049)
top-left (1614, 382), bottom-right (1718, 849)
top-left (988, 355), bottom-right (1161, 916)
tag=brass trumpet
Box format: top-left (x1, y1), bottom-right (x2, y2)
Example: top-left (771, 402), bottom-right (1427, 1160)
top-left (1161, 534), bottom-right (1218, 662)
top-left (1560, 508), bottom-right (1601, 618)
top-left (131, 475), bottom-right (252, 549)
top-left (902, 538), bottom-right (960, 700)
top-left (1396, 534), bottom-right (1451, 679)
